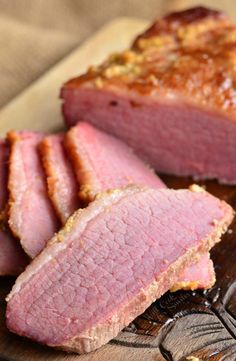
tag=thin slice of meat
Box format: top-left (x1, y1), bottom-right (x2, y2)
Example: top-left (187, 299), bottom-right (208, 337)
top-left (7, 131), bottom-right (60, 258)
top-left (170, 252), bottom-right (215, 292)
top-left (39, 133), bottom-right (80, 223)
top-left (64, 122), bottom-right (166, 203)
top-left (65, 122), bottom-right (215, 292)
top-left (40, 130), bottom-right (215, 293)
top-left (61, 7), bottom-right (236, 184)
top-left (6, 186), bottom-right (233, 353)
top-left (0, 140), bottom-right (28, 275)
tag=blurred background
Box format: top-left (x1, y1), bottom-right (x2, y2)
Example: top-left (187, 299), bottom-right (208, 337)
top-left (0, 0), bottom-right (235, 109)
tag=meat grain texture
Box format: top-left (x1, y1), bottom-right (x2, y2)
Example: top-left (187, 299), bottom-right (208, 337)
top-left (6, 186), bottom-right (233, 353)
top-left (0, 140), bottom-right (28, 275)
top-left (65, 121), bottom-right (166, 203)
top-left (65, 122), bottom-right (215, 291)
top-left (61, 7), bottom-right (236, 184)
top-left (7, 131), bottom-right (59, 258)
top-left (40, 133), bottom-right (80, 223)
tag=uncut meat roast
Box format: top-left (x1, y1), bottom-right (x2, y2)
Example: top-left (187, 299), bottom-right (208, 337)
top-left (62, 7), bottom-right (236, 183)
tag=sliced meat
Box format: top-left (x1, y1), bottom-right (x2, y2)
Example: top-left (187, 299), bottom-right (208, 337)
top-left (65, 122), bottom-right (215, 291)
top-left (7, 131), bottom-right (59, 258)
top-left (61, 7), bottom-right (236, 184)
top-left (41, 128), bottom-right (215, 292)
top-left (64, 122), bottom-right (166, 203)
top-left (39, 133), bottom-right (80, 223)
top-left (0, 140), bottom-right (28, 275)
top-left (6, 186), bottom-right (233, 353)
top-left (170, 252), bottom-right (215, 292)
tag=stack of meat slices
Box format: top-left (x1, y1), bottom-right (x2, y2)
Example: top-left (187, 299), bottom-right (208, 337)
top-left (1, 121), bottom-right (216, 293)
top-left (1, 121), bottom-right (233, 353)
top-left (0, 140), bottom-right (28, 275)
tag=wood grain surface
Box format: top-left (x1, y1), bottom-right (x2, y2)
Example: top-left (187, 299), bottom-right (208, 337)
top-left (1, 10), bottom-right (236, 361)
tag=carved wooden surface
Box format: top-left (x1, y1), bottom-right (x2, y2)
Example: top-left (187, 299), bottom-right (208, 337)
top-left (0, 15), bottom-right (236, 361)
top-left (0, 177), bottom-right (236, 361)
top-left (109, 176), bottom-right (236, 361)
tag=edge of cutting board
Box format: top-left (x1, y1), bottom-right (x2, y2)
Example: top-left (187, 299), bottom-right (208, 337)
top-left (0, 17), bottom-right (147, 135)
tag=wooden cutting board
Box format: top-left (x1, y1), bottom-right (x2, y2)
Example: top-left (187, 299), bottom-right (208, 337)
top-left (0, 16), bottom-right (236, 361)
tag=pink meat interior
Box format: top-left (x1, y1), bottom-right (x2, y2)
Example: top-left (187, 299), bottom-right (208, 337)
top-left (7, 188), bottom-right (227, 345)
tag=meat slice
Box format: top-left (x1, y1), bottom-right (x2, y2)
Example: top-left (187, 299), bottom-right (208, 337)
top-left (61, 7), bottom-right (236, 184)
top-left (170, 252), bottom-right (215, 292)
top-left (64, 122), bottom-right (166, 203)
top-left (0, 140), bottom-right (28, 275)
top-left (39, 133), bottom-right (80, 223)
top-left (40, 129), bottom-right (215, 292)
top-left (7, 131), bottom-right (59, 258)
top-left (65, 122), bottom-right (215, 291)
top-left (6, 186), bottom-right (233, 353)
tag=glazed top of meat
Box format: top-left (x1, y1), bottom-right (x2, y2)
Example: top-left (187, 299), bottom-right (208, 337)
top-left (64, 7), bottom-right (236, 115)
